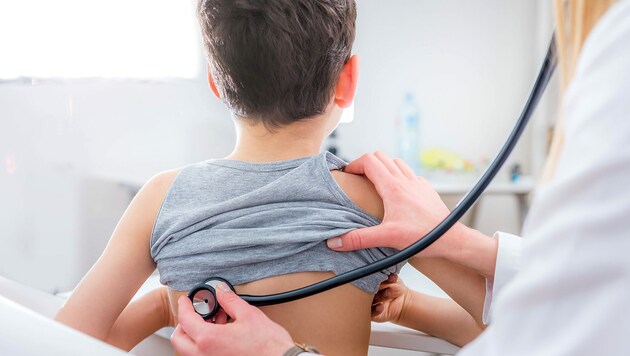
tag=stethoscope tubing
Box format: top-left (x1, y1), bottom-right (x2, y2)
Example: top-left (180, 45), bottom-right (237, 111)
top-left (233, 34), bottom-right (557, 307)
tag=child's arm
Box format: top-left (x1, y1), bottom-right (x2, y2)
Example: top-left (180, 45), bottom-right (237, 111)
top-left (398, 290), bottom-right (483, 347)
top-left (409, 257), bottom-right (488, 328)
top-left (372, 275), bottom-right (483, 347)
top-left (55, 169), bottom-right (180, 349)
top-left (105, 286), bottom-right (175, 351)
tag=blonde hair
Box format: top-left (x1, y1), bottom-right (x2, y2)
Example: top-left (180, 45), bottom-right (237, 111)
top-left (541, 0), bottom-right (618, 181)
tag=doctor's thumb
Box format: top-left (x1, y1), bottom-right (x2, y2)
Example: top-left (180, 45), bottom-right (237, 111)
top-left (327, 226), bottom-right (385, 251)
top-left (214, 282), bottom-right (256, 320)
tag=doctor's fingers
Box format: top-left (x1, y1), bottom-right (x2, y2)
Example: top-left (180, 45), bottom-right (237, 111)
top-left (344, 152), bottom-right (394, 179)
top-left (328, 224), bottom-right (400, 251)
top-left (171, 324), bottom-right (201, 356)
top-left (373, 151), bottom-right (407, 178)
top-left (393, 158), bottom-right (417, 180)
top-left (177, 296), bottom-right (214, 341)
top-left (343, 153), bottom-right (400, 196)
top-left (214, 282), bottom-right (263, 321)
top-left (214, 308), bottom-right (229, 325)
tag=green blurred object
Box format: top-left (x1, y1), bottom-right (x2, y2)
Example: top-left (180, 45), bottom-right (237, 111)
top-left (420, 148), bottom-right (474, 172)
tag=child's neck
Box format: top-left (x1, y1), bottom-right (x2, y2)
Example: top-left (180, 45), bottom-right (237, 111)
top-left (226, 117), bottom-right (331, 162)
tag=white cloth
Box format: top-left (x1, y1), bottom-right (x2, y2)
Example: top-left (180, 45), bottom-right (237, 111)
top-left (482, 232), bottom-right (522, 325)
top-left (460, 1), bottom-right (630, 354)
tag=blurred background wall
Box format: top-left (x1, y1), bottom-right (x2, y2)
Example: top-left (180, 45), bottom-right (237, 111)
top-left (0, 0), bottom-right (557, 295)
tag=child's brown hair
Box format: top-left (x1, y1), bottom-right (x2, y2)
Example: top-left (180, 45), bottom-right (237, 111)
top-left (197, 0), bottom-right (357, 128)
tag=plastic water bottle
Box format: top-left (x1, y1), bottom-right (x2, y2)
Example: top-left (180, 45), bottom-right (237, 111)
top-left (397, 93), bottom-right (421, 174)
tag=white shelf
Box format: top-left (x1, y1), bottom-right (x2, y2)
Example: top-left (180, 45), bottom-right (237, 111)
top-left (430, 175), bottom-right (535, 195)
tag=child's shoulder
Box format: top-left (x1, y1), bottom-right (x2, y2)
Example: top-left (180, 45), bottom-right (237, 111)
top-left (135, 168), bottom-right (184, 213)
top-left (144, 167), bottom-right (184, 189)
top-left (143, 168), bottom-right (183, 194)
top-left (330, 170), bottom-right (384, 220)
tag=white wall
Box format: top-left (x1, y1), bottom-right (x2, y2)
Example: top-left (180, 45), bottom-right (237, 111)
top-left (0, 75), bottom-right (235, 292)
top-left (341, 0), bottom-right (540, 166)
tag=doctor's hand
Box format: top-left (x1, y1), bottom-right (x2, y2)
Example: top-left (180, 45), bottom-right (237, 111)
top-left (327, 151), bottom-right (465, 259)
top-left (171, 283), bottom-right (294, 356)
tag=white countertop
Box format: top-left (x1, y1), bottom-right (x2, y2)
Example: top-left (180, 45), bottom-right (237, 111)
top-left (430, 175), bottom-right (535, 195)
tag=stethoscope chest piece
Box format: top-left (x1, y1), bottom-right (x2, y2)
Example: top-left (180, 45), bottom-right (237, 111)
top-left (188, 277), bottom-right (236, 320)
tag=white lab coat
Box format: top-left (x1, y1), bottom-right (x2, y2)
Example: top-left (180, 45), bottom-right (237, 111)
top-left (460, 1), bottom-right (630, 354)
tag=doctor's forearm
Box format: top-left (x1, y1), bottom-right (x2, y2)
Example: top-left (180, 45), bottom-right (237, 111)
top-left (443, 226), bottom-right (498, 278)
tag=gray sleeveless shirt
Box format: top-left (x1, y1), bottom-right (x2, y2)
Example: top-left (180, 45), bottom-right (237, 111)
top-left (150, 152), bottom-right (404, 293)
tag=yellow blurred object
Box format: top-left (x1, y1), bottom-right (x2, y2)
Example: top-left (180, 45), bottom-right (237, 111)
top-left (420, 148), bottom-right (473, 172)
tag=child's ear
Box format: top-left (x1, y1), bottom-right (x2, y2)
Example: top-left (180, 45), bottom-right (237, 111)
top-left (334, 55), bottom-right (359, 109)
top-left (207, 64), bottom-right (221, 100)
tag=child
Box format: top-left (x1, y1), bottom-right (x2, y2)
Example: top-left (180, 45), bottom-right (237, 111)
top-left (56, 1), bottom-right (404, 355)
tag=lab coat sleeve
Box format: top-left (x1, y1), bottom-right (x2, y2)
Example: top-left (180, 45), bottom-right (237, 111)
top-left (482, 232), bottom-right (522, 325)
top-left (459, 1), bottom-right (630, 354)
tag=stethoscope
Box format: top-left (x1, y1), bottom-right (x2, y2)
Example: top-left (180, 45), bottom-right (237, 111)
top-left (188, 35), bottom-right (558, 321)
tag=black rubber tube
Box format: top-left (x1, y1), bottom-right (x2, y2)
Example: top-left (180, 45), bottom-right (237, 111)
top-left (236, 35), bottom-right (558, 307)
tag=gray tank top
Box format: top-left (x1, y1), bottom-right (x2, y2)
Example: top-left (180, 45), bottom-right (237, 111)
top-left (150, 151), bottom-right (404, 293)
